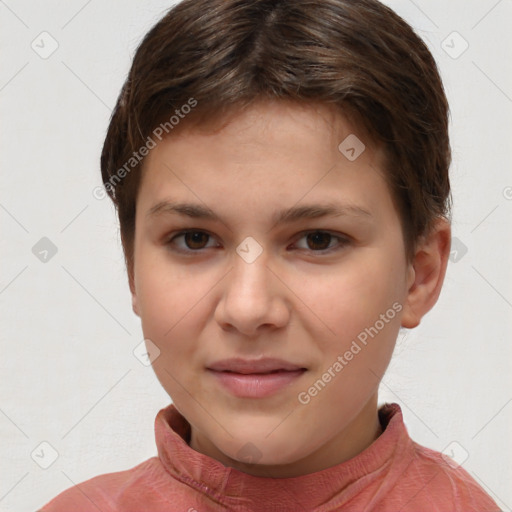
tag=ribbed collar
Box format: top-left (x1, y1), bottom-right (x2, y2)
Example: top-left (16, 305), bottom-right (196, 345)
top-left (154, 402), bottom-right (413, 510)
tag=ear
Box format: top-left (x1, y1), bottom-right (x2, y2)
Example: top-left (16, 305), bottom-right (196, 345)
top-left (128, 269), bottom-right (140, 317)
top-left (401, 218), bottom-right (451, 329)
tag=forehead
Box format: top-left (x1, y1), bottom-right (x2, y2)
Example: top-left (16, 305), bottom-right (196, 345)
top-left (166, 100), bottom-right (375, 151)
top-left (136, 100), bottom-right (394, 226)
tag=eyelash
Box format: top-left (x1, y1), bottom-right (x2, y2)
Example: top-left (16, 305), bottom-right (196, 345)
top-left (165, 230), bottom-right (351, 255)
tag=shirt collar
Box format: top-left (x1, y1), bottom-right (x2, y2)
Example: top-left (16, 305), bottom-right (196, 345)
top-left (154, 402), bottom-right (413, 510)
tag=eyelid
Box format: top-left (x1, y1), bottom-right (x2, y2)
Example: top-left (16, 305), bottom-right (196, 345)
top-left (293, 229), bottom-right (350, 240)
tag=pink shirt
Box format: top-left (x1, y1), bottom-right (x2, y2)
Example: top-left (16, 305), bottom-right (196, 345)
top-left (40, 403), bottom-right (500, 511)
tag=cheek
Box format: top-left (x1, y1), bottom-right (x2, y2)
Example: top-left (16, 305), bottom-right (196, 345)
top-left (292, 254), bottom-right (403, 359)
top-left (135, 252), bottom-right (202, 335)
top-left (302, 263), bottom-right (396, 318)
top-left (135, 257), bottom-right (213, 377)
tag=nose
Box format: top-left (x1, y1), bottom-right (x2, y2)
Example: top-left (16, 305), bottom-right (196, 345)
top-left (214, 249), bottom-right (290, 337)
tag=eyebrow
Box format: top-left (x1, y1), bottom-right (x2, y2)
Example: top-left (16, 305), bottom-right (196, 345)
top-left (146, 200), bottom-right (373, 225)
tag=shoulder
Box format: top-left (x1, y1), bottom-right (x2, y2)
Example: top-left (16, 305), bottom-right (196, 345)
top-left (388, 441), bottom-right (500, 511)
top-left (374, 403), bottom-right (500, 511)
top-left (38, 457), bottom-right (169, 512)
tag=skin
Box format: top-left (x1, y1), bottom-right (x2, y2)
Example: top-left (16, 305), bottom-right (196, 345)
top-left (130, 100), bottom-right (451, 478)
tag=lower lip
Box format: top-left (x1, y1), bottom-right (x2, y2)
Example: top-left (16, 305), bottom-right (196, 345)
top-left (207, 369), bottom-right (306, 398)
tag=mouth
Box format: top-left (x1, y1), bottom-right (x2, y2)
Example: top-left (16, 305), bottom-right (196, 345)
top-left (207, 357), bottom-right (307, 374)
top-left (206, 358), bottom-right (307, 398)
top-left (220, 369), bottom-right (304, 374)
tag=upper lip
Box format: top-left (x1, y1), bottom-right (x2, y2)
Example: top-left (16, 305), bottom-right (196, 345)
top-left (207, 358), bottom-right (306, 374)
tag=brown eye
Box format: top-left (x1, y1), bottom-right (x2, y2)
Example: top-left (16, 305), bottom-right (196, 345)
top-left (305, 231), bottom-right (333, 251)
top-left (167, 230), bottom-right (217, 252)
top-left (294, 230), bottom-right (350, 253)
top-left (183, 231), bottom-right (210, 249)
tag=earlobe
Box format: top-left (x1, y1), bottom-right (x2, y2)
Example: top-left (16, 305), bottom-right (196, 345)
top-left (132, 293), bottom-right (140, 317)
top-left (401, 218), bottom-right (451, 329)
top-left (129, 273), bottom-right (140, 317)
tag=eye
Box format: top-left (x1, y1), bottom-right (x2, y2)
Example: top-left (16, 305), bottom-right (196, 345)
top-left (166, 229), bottom-right (350, 254)
top-left (293, 230), bottom-right (350, 253)
top-left (167, 230), bottom-right (218, 252)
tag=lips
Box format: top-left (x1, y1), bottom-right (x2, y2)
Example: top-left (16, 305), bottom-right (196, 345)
top-left (207, 358), bottom-right (307, 398)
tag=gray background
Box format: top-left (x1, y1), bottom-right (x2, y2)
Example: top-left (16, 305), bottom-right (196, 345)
top-left (1, 0), bottom-right (511, 510)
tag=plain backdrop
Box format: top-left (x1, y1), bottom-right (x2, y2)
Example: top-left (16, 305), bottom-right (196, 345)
top-left (1, 1), bottom-right (511, 510)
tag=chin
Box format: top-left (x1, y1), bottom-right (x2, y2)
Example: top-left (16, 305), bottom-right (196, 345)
top-left (218, 430), bottom-right (309, 468)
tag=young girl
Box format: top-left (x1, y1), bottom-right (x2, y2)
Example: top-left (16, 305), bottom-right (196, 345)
top-left (40, 0), bottom-right (500, 510)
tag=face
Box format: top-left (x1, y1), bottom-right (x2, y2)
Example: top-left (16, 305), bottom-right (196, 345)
top-left (131, 100), bottom-right (417, 477)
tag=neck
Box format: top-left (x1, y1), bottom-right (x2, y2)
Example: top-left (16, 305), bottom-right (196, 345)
top-left (190, 393), bottom-right (383, 478)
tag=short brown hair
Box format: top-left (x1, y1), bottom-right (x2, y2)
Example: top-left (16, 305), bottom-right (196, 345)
top-left (101, 0), bottom-right (451, 284)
